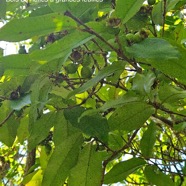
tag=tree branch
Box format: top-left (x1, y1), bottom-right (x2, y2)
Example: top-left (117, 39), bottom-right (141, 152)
top-left (0, 110), bottom-right (15, 128)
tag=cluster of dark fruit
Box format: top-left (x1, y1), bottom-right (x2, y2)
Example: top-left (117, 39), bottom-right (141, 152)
top-left (10, 86), bottom-right (21, 100)
top-left (25, 30), bottom-right (69, 53)
top-left (126, 28), bottom-right (150, 44)
top-left (45, 30), bottom-right (68, 44)
top-left (64, 49), bottom-right (93, 79)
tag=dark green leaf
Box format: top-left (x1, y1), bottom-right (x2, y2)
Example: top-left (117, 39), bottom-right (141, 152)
top-left (116, 0), bottom-right (144, 24)
top-left (158, 84), bottom-right (186, 104)
top-left (0, 0), bottom-right (6, 18)
top-left (126, 38), bottom-right (180, 60)
top-left (144, 165), bottom-right (174, 186)
top-left (104, 158), bottom-right (146, 184)
top-left (79, 114), bottom-right (109, 143)
top-left (0, 54), bottom-right (37, 76)
top-left (108, 102), bottom-right (154, 132)
top-left (152, 1), bottom-right (163, 25)
top-left (28, 112), bottom-right (56, 150)
top-left (69, 143), bottom-right (104, 186)
top-left (53, 111), bottom-right (80, 146)
top-left (0, 13), bottom-right (76, 42)
top-left (140, 122), bottom-right (157, 158)
top-left (42, 133), bottom-right (83, 186)
top-left (0, 101), bottom-right (18, 146)
top-left (132, 71), bottom-right (156, 95)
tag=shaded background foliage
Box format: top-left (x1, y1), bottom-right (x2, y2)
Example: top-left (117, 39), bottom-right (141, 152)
top-left (0, 0), bottom-right (186, 185)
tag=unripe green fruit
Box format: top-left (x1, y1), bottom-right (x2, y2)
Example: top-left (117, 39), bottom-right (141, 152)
top-left (82, 55), bottom-right (92, 67)
top-left (148, 0), bottom-right (156, 5)
top-left (81, 67), bottom-right (92, 78)
top-left (134, 32), bottom-right (143, 43)
top-left (65, 63), bottom-right (78, 74)
top-left (126, 33), bottom-right (135, 42)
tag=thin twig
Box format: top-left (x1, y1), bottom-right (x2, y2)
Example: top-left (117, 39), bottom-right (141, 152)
top-left (64, 10), bottom-right (117, 52)
top-left (0, 110), bottom-right (15, 128)
top-left (162, 0), bottom-right (167, 36)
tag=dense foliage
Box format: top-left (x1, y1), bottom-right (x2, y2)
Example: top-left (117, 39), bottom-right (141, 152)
top-left (0, 0), bottom-right (186, 185)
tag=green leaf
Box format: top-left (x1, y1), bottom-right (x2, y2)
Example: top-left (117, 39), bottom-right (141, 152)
top-left (132, 71), bottom-right (156, 95)
top-left (79, 114), bottom-right (109, 143)
top-left (104, 158), bottom-right (146, 184)
top-left (126, 11), bottom-right (148, 31)
top-left (64, 107), bottom-right (109, 142)
top-left (42, 133), bottom-right (83, 186)
top-left (51, 86), bottom-right (70, 99)
top-left (108, 131), bottom-right (125, 150)
top-left (0, 0), bottom-right (6, 19)
top-left (28, 112), bottom-right (56, 150)
top-left (22, 169), bottom-right (43, 185)
top-left (152, 1), bottom-right (163, 25)
top-left (135, 44), bottom-right (186, 84)
top-left (0, 13), bottom-right (76, 42)
top-left (49, 2), bottom-right (98, 22)
top-left (53, 111), bottom-right (80, 146)
top-left (29, 6), bottom-right (53, 17)
top-left (140, 122), bottom-right (157, 158)
top-left (108, 102), bottom-right (154, 132)
top-left (69, 143), bottom-right (104, 186)
top-left (64, 106), bottom-right (85, 126)
top-left (17, 116), bottom-right (29, 144)
top-left (10, 94), bottom-right (31, 111)
top-left (144, 165), bottom-right (174, 186)
top-left (126, 38), bottom-right (180, 60)
top-left (30, 30), bottom-right (94, 63)
top-left (68, 61), bottom-right (125, 98)
top-left (29, 75), bottom-right (52, 126)
top-left (0, 54), bottom-right (36, 76)
top-left (158, 84), bottom-right (186, 104)
top-left (100, 91), bottom-right (140, 112)
top-left (0, 115), bottom-right (19, 147)
top-left (0, 101), bottom-right (19, 146)
top-left (115, 0), bottom-right (144, 24)
top-left (173, 122), bottom-right (186, 132)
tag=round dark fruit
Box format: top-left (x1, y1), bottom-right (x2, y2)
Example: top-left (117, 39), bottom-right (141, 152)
top-left (70, 50), bottom-right (82, 62)
top-left (10, 91), bottom-right (19, 100)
